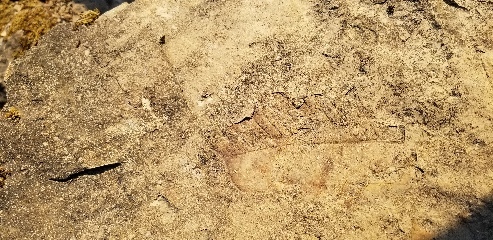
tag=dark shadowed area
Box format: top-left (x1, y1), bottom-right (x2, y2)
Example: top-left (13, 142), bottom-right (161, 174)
top-left (436, 196), bottom-right (493, 240)
top-left (74, 0), bottom-right (133, 13)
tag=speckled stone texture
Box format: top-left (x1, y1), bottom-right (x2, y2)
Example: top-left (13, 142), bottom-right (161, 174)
top-left (1, 0), bottom-right (493, 239)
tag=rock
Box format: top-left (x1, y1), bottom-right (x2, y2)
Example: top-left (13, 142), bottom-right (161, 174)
top-left (0, 0), bottom-right (493, 239)
top-left (12, 4), bottom-right (22, 12)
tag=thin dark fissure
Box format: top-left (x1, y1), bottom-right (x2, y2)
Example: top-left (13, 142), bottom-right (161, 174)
top-left (49, 162), bottom-right (121, 182)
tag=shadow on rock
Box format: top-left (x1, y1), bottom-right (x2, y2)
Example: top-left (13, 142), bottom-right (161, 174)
top-left (435, 196), bottom-right (493, 240)
top-left (74, 0), bottom-right (134, 13)
top-left (0, 83), bottom-right (6, 109)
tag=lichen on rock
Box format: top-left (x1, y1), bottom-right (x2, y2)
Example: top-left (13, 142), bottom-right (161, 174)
top-left (74, 8), bottom-right (100, 29)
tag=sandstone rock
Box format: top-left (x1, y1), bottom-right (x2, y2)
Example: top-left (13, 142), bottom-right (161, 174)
top-left (0, 0), bottom-right (492, 239)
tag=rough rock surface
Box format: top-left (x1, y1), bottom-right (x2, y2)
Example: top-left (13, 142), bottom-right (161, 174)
top-left (0, 0), bottom-right (131, 84)
top-left (1, 0), bottom-right (493, 239)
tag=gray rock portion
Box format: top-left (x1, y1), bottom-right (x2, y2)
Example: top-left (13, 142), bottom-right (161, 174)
top-left (1, 0), bottom-right (493, 239)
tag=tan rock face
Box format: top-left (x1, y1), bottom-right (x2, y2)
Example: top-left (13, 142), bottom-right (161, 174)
top-left (1, 0), bottom-right (493, 239)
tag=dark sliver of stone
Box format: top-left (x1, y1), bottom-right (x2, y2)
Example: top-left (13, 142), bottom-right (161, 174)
top-left (0, 83), bottom-right (6, 109)
top-left (443, 0), bottom-right (468, 10)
